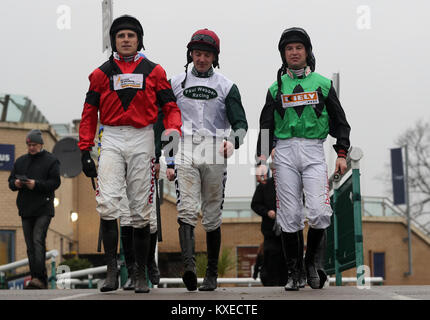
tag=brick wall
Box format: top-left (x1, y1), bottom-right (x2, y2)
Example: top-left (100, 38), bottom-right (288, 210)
top-left (333, 217), bottom-right (430, 285)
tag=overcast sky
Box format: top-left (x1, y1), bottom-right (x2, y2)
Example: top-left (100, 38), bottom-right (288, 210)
top-left (1, 0), bottom-right (429, 199)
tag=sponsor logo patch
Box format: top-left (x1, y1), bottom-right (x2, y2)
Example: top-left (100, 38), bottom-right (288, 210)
top-left (281, 91), bottom-right (319, 108)
top-left (113, 74), bottom-right (144, 90)
top-left (183, 86), bottom-right (218, 100)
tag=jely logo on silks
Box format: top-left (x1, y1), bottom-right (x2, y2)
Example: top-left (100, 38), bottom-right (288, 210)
top-left (113, 74), bottom-right (144, 90)
top-left (281, 91), bottom-right (319, 108)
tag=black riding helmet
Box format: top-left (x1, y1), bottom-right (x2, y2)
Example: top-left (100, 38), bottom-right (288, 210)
top-left (109, 15), bottom-right (144, 52)
top-left (278, 27), bottom-right (315, 71)
top-left (275, 27), bottom-right (316, 99)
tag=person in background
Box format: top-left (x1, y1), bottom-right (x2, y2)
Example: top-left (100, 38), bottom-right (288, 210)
top-left (251, 163), bottom-right (289, 287)
top-left (8, 129), bottom-right (61, 289)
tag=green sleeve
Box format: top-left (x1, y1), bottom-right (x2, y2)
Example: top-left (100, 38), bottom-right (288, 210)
top-left (225, 84), bottom-right (248, 148)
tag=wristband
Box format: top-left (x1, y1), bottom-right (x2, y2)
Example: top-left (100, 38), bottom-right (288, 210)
top-left (337, 149), bottom-right (347, 159)
top-left (165, 156), bottom-right (175, 169)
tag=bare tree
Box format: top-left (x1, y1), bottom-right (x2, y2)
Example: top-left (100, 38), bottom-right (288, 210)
top-left (395, 120), bottom-right (430, 231)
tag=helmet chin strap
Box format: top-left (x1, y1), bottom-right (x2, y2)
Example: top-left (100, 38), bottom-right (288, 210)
top-left (181, 62), bottom-right (190, 89)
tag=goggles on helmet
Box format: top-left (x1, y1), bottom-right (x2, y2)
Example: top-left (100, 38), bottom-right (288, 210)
top-left (190, 33), bottom-right (217, 46)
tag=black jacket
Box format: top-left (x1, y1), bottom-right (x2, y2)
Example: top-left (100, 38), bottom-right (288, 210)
top-left (251, 177), bottom-right (278, 238)
top-left (8, 150), bottom-right (61, 218)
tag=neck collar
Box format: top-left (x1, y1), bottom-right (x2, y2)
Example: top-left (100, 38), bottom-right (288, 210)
top-left (191, 66), bottom-right (214, 78)
top-left (286, 66), bottom-right (312, 79)
top-left (113, 52), bottom-right (140, 62)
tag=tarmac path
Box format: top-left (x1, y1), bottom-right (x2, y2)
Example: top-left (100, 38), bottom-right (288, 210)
top-left (0, 285), bottom-right (428, 300)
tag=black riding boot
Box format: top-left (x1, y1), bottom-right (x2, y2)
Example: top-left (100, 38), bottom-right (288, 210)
top-left (148, 231), bottom-right (160, 286)
top-left (298, 230), bottom-right (306, 288)
top-left (281, 231), bottom-right (301, 291)
top-left (199, 227), bottom-right (221, 291)
top-left (179, 222), bottom-right (197, 291)
top-left (133, 225), bottom-right (151, 293)
top-left (100, 219), bottom-right (119, 292)
top-left (120, 226), bottom-right (135, 290)
top-left (305, 228), bottom-right (328, 289)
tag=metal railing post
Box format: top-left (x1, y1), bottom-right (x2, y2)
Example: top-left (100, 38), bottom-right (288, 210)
top-left (350, 148), bottom-right (364, 284)
top-left (88, 274), bottom-right (93, 289)
top-left (403, 144), bottom-right (413, 277)
top-left (50, 256), bottom-right (57, 289)
top-left (0, 272), bottom-right (5, 289)
top-left (332, 175), bottom-right (342, 286)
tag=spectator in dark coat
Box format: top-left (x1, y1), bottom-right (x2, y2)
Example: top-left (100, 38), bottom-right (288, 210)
top-left (8, 129), bottom-right (61, 289)
top-left (251, 168), bottom-right (288, 286)
top-left (252, 242), bottom-right (267, 284)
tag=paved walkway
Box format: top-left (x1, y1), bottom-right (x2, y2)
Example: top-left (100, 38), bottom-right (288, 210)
top-left (0, 285), bottom-right (429, 300)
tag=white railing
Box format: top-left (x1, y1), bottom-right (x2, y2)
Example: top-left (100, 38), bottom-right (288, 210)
top-left (158, 277), bottom-right (261, 288)
top-left (0, 250), bottom-right (59, 288)
top-left (0, 249), bottom-right (58, 273)
top-left (329, 277), bottom-right (383, 284)
top-left (362, 196), bottom-right (430, 237)
top-left (362, 196), bottom-right (405, 218)
top-left (56, 265), bottom-right (107, 280)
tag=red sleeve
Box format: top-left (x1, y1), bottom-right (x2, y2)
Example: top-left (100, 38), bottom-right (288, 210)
top-left (154, 65), bottom-right (182, 135)
top-left (78, 70), bottom-right (101, 151)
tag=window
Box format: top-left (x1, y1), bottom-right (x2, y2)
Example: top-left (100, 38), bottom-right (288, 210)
top-left (373, 252), bottom-right (385, 279)
top-left (0, 230), bottom-right (15, 265)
